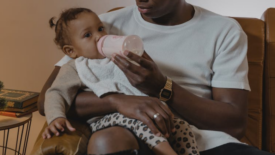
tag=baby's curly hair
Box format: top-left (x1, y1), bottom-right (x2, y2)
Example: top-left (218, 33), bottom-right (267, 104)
top-left (49, 8), bottom-right (93, 49)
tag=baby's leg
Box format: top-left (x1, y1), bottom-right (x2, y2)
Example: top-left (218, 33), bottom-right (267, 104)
top-left (90, 113), bottom-right (177, 155)
top-left (118, 115), bottom-right (177, 155)
top-left (169, 118), bottom-right (199, 155)
top-left (152, 142), bottom-right (177, 155)
top-left (90, 113), bottom-right (126, 132)
top-left (90, 112), bottom-right (163, 148)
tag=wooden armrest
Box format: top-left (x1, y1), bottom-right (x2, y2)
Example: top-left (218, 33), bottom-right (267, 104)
top-left (30, 119), bottom-right (91, 155)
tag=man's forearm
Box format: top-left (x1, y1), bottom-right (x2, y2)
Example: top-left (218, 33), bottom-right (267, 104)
top-left (67, 91), bottom-right (117, 121)
top-left (168, 82), bottom-right (248, 139)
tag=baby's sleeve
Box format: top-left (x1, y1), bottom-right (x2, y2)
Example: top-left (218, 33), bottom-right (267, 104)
top-left (45, 61), bottom-right (82, 124)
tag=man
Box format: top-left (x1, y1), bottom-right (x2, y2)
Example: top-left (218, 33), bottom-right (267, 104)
top-left (38, 0), bottom-right (272, 154)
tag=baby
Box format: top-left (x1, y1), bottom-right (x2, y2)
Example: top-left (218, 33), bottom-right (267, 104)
top-left (43, 7), bottom-right (199, 155)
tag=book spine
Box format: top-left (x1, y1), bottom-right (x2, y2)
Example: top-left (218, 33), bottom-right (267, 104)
top-left (5, 101), bottom-right (23, 109)
top-left (0, 111), bottom-right (17, 117)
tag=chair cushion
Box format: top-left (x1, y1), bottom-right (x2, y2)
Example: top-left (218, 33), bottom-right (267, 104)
top-left (233, 17), bottom-right (265, 149)
top-left (262, 8), bottom-right (275, 153)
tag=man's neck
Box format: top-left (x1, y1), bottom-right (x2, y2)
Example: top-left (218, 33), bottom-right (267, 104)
top-left (142, 3), bottom-right (194, 26)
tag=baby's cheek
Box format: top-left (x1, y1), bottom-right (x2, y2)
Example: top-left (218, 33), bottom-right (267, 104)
top-left (97, 52), bottom-right (105, 59)
top-left (92, 46), bottom-right (104, 59)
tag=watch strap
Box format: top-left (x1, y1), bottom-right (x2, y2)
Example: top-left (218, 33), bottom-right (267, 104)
top-left (159, 77), bottom-right (173, 102)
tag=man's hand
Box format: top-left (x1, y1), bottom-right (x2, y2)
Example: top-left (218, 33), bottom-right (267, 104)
top-left (106, 94), bottom-right (175, 138)
top-left (112, 51), bottom-right (166, 97)
top-left (42, 117), bottom-right (76, 139)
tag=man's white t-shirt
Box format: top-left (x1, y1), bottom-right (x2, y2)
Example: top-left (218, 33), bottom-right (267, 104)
top-left (55, 5), bottom-right (250, 151)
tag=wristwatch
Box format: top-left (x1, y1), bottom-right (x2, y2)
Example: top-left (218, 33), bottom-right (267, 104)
top-left (159, 77), bottom-right (173, 102)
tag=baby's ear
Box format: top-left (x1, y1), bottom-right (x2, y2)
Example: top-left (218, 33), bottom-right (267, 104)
top-left (63, 45), bottom-right (77, 59)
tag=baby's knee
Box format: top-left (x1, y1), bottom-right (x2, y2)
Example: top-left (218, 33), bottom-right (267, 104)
top-left (87, 126), bottom-right (139, 154)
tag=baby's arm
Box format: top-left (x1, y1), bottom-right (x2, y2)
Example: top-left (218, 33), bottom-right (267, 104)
top-left (44, 60), bottom-right (82, 138)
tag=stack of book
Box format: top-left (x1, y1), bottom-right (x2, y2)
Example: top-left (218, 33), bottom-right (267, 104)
top-left (0, 89), bottom-right (39, 117)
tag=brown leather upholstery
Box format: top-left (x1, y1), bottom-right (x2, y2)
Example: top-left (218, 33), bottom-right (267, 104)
top-left (233, 17), bottom-right (265, 149)
top-left (30, 119), bottom-right (91, 155)
top-left (262, 8), bottom-right (275, 153)
top-left (30, 7), bottom-right (275, 155)
top-left (107, 7), bottom-right (124, 12)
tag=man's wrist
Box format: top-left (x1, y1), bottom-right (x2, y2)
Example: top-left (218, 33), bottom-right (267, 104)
top-left (105, 93), bottom-right (122, 112)
top-left (158, 77), bottom-right (173, 102)
top-left (152, 76), bottom-right (167, 97)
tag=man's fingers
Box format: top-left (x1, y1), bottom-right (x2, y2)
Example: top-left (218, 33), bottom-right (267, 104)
top-left (113, 54), bottom-right (154, 88)
top-left (124, 51), bottom-right (153, 69)
top-left (65, 120), bottom-right (76, 132)
top-left (157, 101), bottom-right (173, 135)
top-left (149, 111), bottom-right (169, 138)
top-left (158, 110), bottom-right (172, 136)
top-left (149, 103), bottom-right (171, 136)
top-left (159, 102), bottom-right (175, 132)
top-left (145, 105), bottom-right (169, 137)
top-left (140, 114), bottom-right (161, 136)
top-left (113, 54), bottom-right (142, 74)
top-left (141, 51), bottom-right (153, 61)
top-left (112, 54), bottom-right (144, 82)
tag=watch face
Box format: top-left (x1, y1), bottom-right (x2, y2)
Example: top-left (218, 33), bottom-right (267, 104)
top-left (161, 89), bottom-right (172, 98)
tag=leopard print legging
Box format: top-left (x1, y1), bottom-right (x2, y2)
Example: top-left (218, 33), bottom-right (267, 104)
top-left (90, 113), bottom-right (199, 155)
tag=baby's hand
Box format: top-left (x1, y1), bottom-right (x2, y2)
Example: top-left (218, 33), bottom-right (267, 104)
top-left (42, 117), bottom-right (76, 139)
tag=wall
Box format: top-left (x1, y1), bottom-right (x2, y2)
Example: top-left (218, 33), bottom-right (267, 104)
top-left (188, 0), bottom-right (275, 18)
top-left (0, 0), bottom-right (274, 154)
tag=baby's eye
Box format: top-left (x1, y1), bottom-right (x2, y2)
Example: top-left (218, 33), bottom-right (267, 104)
top-left (98, 27), bottom-right (104, 32)
top-left (84, 33), bottom-right (91, 38)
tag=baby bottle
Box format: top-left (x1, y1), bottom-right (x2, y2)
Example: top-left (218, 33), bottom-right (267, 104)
top-left (97, 35), bottom-right (144, 59)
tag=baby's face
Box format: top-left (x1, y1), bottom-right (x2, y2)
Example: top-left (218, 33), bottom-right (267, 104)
top-left (67, 12), bottom-right (107, 59)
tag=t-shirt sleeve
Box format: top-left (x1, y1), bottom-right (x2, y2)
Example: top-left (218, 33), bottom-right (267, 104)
top-left (55, 55), bottom-right (72, 67)
top-left (211, 30), bottom-right (251, 91)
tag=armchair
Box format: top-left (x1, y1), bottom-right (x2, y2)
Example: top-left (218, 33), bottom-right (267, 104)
top-left (30, 7), bottom-right (275, 155)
